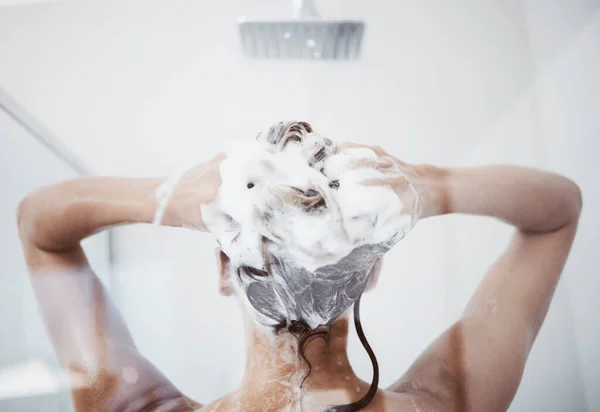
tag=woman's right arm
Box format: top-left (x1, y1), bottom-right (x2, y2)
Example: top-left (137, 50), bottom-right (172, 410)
top-left (17, 154), bottom-right (224, 411)
top-left (371, 153), bottom-right (582, 411)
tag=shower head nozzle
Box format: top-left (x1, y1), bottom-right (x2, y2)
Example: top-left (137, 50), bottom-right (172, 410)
top-left (237, 1), bottom-right (365, 61)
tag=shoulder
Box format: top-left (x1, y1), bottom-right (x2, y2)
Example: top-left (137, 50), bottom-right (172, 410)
top-left (194, 395), bottom-right (233, 412)
top-left (76, 345), bottom-right (203, 412)
top-left (109, 377), bottom-right (201, 412)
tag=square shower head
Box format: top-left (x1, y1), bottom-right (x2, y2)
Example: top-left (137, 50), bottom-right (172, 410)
top-left (237, 0), bottom-right (364, 60)
top-left (237, 19), bottom-right (365, 60)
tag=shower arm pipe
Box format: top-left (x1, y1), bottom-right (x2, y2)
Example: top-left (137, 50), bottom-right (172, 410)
top-left (0, 85), bottom-right (118, 289)
top-left (0, 85), bottom-right (93, 177)
top-left (292, 0), bottom-right (320, 18)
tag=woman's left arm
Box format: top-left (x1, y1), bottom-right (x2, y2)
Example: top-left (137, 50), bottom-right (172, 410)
top-left (17, 155), bottom-right (223, 411)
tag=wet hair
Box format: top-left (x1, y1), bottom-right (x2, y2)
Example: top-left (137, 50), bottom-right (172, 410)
top-left (234, 122), bottom-right (383, 411)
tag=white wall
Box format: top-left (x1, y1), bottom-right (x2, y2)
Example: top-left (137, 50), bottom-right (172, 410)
top-left (1, 0), bottom-right (599, 410)
top-left (532, 9), bottom-right (600, 410)
top-left (0, 0), bottom-right (535, 174)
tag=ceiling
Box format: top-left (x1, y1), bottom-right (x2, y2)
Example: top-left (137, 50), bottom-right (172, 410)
top-left (0, 0), bottom-right (551, 175)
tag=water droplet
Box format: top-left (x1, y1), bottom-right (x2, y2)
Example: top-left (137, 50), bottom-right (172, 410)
top-left (122, 366), bottom-right (138, 384)
top-left (488, 298), bottom-right (499, 314)
top-left (313, 51), bottom-right (321, 58)
top-left (284, 32), bottom-right (291, 39)
top-left (306, 39), bottom-right (316, 48)
top-left (355, 386), bottom-right (361, 392)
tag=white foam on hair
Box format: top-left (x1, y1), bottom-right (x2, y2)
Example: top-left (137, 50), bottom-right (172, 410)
top-left (199, 128), bottom-right (419, 330)
top-left (202, 138), bottom-right (413, 272)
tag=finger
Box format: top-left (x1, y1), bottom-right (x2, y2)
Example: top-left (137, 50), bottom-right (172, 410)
top-left (339, 142), bottom-right (366, 151)
top-left (376, 156), bottom-right (395, 169)
top-left (339, 142), bottom-right (387, 157)
top-left (213, 152), bottom-right (227, 161)
top-left (348, 156), bottom-right (396, 171)
top-left (390, 155), bottom-right (409, 168)
top-left (369, 145), bottom-right (387, 157)
top-left (360, 177), bottom-right (387, 187)
top-left (360, 173), bottom-right (409, 187)
top-left (348, 157), bottom-right (378, 170)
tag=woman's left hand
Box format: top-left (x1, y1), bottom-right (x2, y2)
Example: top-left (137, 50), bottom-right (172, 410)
top-left (339, 142), bottom-right (449, 219)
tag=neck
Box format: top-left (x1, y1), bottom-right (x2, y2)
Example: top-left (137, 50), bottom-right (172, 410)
top-left (239, 315), bottom-right (360, 392)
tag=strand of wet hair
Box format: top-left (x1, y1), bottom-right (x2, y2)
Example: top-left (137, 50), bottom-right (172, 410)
top-left (326, 293), bottom-right (379, 412)
top-left (257, 235), bottom-right (379, 411)
top-left (297, 327), bottom-right (331, 388)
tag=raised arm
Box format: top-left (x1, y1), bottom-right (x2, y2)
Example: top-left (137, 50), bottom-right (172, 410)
top-left (387, 160), bottom-right (582, 411)
top-left (16, 154), bottom-right (223, 411)
top-left (348, 144), bottom-right (582, 411)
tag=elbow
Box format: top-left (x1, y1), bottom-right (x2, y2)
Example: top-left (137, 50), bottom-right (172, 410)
top-left (567, 179), bottom-right (583, 220)
top-left (574, 183), bottom-right (583, 214)
top-left (16, 194), bottom-right (36, 240)
top-left (552, 178), bottom-right (583, 233)
top-left (16, 190), bottom-right (44, 241)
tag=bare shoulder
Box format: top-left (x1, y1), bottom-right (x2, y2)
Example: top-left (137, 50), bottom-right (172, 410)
top-left (195, 395), bottom-right (235, 412)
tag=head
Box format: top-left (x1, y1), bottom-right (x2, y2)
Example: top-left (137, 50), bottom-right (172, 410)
top-left (201, 121), bottom-right (416, 411)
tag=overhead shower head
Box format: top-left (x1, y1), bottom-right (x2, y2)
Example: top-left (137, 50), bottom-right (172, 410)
top-left (237, 0), bottom-right (365, 60)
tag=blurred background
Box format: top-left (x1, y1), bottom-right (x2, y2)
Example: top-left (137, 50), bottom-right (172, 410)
top-left (0, 0), bottom-right (598, 410)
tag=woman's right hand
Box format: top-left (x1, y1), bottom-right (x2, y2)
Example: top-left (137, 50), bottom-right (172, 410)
top-left (339, 143), bottom-right (450, 219)
top-left (160, 152), bottom-right (226, 230)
